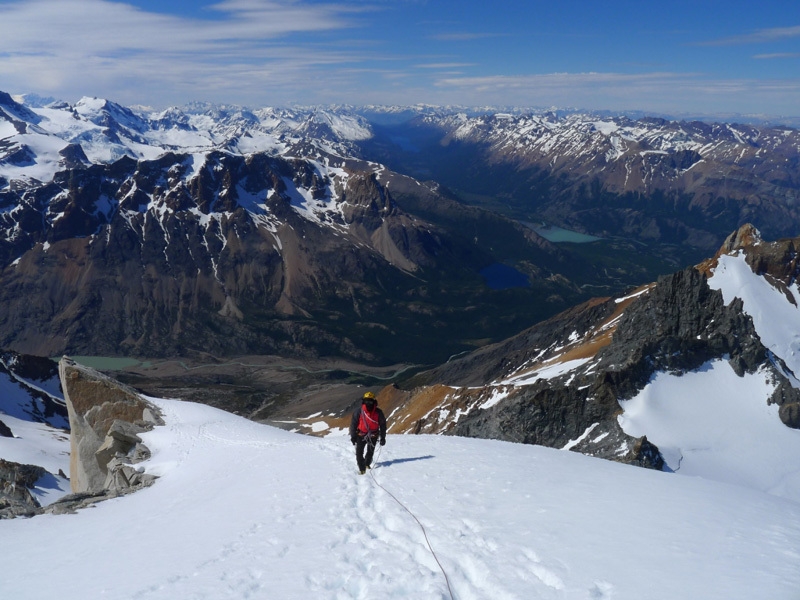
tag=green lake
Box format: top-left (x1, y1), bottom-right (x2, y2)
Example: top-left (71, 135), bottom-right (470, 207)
top-left (68, 356), bottom-right (149, 371)
top-left (523, 222), bottom-right (602, 243)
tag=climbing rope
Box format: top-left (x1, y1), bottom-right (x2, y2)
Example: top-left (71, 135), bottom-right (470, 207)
top-left (366, 438), bottom-right (456, 600)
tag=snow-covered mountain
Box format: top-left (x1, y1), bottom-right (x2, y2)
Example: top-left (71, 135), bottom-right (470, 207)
top-left (423, 111), bottom-right (800, 189)
top-left (0, 97), bottom-right (384, 185)
top-left (1, 385), bottom-right (799, 599)
top-left (5, 91), bottom-right (798, 242)
top-left (362, 109), bottom-right (800, 254)
top-left (1, 91), bottom-right (580, 363)
top-left (0, 91), bottom-right (374, 184)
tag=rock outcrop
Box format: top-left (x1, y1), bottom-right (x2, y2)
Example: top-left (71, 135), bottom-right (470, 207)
top-left (0, 459), bottom-right (46, 518)
top-left (59, 357), bottom-right (162, 497)
top-left (1, 354), bottom-right (165, 519)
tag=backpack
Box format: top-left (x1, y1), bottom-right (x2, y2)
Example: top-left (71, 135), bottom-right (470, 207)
top-left (357, 406), bottom-right (380, 436)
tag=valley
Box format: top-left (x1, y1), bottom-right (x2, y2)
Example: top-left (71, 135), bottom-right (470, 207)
top-left (92, 353), bottom-right (417, 423)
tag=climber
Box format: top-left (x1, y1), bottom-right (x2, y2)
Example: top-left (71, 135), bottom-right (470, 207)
top-left (349, 391), bottom-right (387, 474)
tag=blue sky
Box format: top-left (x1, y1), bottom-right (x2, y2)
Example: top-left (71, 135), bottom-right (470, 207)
top-left (0, 0), bottom-right (798, 117)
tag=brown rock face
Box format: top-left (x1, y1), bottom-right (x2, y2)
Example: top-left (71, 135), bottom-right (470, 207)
top-left (59, 357), bottom-right (162, 494)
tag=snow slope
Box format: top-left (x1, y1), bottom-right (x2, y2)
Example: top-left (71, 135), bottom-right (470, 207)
top-left (0, 363), bottom-right (71, 505)
top-left (708, 252), bottom-right (800, 377)
top-left (619, 360), bottom-right (800, 500)
top-left (1, 397), bottom-right (798, 600)
top-left (616, 250), bottom-right (800, 501)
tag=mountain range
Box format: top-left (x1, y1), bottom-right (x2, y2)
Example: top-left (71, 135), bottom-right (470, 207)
top-left (360, 110), bottom-right (800, 254)
top-left (2, 90), bottom-right (800, 430)
top-left (1, 91), bottom-right (587, 364)
top-left (3, 91), bottom-right (799, 368)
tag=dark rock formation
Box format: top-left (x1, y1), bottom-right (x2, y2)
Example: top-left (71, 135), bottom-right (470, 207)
top-left (0, 150), bottom-right (578, 365)
top-left (0, 419), bottom-right (11, 437)
top-left (595, 267), bottom-right (766, 397)
top-left (0, 351), bottom-right (67, 429)
top-left (779, 402), bottom-right (800, 429)
top-left (447, 264), bottom-right (782, 466)
top-left (0, 459), bottom-right (46, 518)
top-left (392, 225), bottom-right (800, 469)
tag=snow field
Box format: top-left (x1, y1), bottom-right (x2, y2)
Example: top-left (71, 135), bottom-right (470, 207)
top-left (2, 397), bottom-right (799, 600)
top-left (619, 360), bottom-right (800, 501)
top-left (709, 252), bottom-right (800, 377)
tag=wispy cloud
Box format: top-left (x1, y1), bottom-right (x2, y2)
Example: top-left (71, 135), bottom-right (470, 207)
top-left (0, 0), bottom-right (366, 105)
top-left (754, 52), bottom-right (800, 60)
top-left (700, 25), bottom-right (800, 46)
top-left (0, 0), bottom-right (797, 117)
top-left (429, 32), bottom-right (504, 42)
top-left (414, 62), bottom-right (475, 69)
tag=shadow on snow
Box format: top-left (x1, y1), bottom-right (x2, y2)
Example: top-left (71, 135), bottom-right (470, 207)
top-left (376, 455), bottom-right (435, 468)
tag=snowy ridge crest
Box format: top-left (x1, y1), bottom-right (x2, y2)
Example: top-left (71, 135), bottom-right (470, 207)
top-left (0, 93), bottom-right (376, 188)
top-left (422, 111), bottom-right (800, 196)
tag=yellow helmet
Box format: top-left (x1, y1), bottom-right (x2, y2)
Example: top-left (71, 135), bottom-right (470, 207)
top-left (362, 391), bottom-right (376, 400)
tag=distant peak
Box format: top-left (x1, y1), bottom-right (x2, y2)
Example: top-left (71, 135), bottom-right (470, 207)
top-left (0, 90), bottom-right (17, 107)
top-left (696, 223), bottom-right (764, 276)
top-left (721, 223), bottom-right (762, 253)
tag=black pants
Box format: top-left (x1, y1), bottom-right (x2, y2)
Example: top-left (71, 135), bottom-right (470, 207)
top-left (355, 435), bottom-right (377, 471)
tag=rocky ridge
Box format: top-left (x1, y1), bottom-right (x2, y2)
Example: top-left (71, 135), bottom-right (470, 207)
top-left (294, 224), bottom-right (800, 471)
top-left (0, 459), bottom-right (48, 518)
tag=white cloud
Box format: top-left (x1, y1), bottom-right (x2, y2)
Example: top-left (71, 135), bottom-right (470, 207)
top-left (754, 52), bottom-right (800, 60)
top-left (433, 72), bottom-right (800, 115)
top-left (701, 25), bottom-right (800, 46)
top-left (0, 0), bottom-right (797, 117)
top-left (0, 0), bottom-right (363, 105)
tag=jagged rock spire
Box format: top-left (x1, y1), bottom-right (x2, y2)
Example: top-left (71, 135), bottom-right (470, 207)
top-left (720, 223), bottom-right (762, 253)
